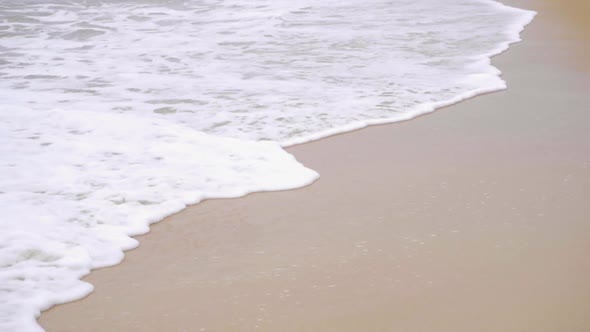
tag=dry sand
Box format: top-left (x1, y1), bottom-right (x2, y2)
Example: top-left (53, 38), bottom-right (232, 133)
top-left (40, 0), bottom-right (590, 331)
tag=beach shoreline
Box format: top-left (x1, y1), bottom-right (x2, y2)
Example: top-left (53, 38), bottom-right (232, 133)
top-left (39, 0), bottom-right (590, 331)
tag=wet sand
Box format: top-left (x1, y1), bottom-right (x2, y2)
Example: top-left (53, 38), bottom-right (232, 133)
top-left (40, 0), bottom-right (590, 331)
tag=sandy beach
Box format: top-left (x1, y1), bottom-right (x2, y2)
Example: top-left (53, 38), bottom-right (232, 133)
top-left (39, 0), bottom-right (590, 331)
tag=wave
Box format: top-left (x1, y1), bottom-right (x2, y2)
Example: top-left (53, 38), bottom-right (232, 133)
top-left (0, 1), bottom-right (534, 330)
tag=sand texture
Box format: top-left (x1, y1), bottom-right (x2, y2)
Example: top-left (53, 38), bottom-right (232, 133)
top-left (40, 0), bottom-right (590, 331)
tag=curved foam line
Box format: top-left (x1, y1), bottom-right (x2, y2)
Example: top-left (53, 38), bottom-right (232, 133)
top-left (281, 1), bottom-right (536, 148)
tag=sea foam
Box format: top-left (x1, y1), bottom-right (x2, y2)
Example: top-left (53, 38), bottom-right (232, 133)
top-left (0, 0), bottom-right (534, 331)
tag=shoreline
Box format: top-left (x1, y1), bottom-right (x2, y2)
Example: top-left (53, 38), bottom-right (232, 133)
top-left (40, 0), bottom-right (590, 331)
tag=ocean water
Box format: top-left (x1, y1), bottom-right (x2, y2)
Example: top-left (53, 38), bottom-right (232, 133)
top-left (0, 0), bottom-right (534, 331)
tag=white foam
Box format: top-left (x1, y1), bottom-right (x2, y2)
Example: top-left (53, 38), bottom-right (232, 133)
top-left (0, 108), bottom-right (318, 331)
top-left (0, 0), bottom-right (534, 331)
